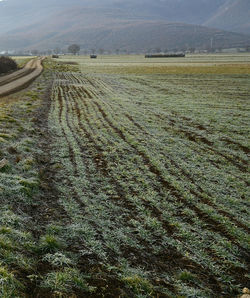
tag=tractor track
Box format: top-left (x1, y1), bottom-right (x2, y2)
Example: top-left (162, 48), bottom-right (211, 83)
top-left (0, 57), bottom-right (45, 97)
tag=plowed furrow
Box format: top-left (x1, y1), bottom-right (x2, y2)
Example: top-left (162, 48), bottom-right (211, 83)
top-left (89, 99), bottom-right (249, 249)
top-left (48, 72), bottom-right (249, 296)
top-left (89, 100), bottom-right (248, 225)
top-left (84, 78), bottom-right (249, 230)
top-left (161, 121), bottom-right (247, 171)
top-left (69, 95), bottom-right (231, 287)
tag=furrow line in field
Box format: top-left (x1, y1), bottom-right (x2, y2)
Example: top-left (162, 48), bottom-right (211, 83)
top-left (93, 83), bottom-right (249, 229)
top-left (66, 86), bottom-right (154, 218)
top-left (88, 91), bottom-right (249, 228)
top-left (159, 117), bottom-right (248, 172)
top-left (75, 90), bottom-right (234, 251)
top-left (89, 89), bottom-right (150, 138)
top-left (69, 85), bottom-right (194, 248)
top-left (119, 100), bottom-right (248, 177)
top-left (167, 111), bottom-right (249, 155)
top-left (152, 111), bottom-right (249, 186)
top-left (76, 85), bottom-right (110, 124)
top-left (119, 76), bottom-right (249, 160)
top-left (64, 90), bottom-right (122, 241)
top-left (55, 84), bottom-right (124, 261)
top-left (60, 74), bottom-right (248, 274)
top-left (220, 137), bottom-right (249, 155)
top-left (161, 159), bottom-right (250, 231)
top-left (68, 77), bottom-right (250, 286)
top-left (137, 150), bottom-right (249, 251)
top-left (170, 113), bottom-right (209, 132)
top-left (90, 99), bottom-right (249, 250)
top-left (106, 119), bottom-right (248, 230)
top-left (61, 86), bottom-right (186, 266)
top-left (69, 88), bottom-right (231, 287)
top-left (85, 79), bottom-right (108, 98)
top-left (86, 77), bottom-right (115, 97)
top-left (72, 86), bottom-right (173, 228)
top-left (71, 86), bottom-right (105, 144)
top-left (55, 79), bottom-right (93, 182)
top-left (196, 146), bottom-right (249, 187)
top-left (57, 86), bottom-right (78, 177)
top-left (124, 113), bottom-right (149, 135)
top-left (181, 140), bottom-right (249, 188)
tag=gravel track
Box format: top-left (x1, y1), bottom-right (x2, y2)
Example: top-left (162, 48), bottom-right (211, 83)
top-left (0, 57), bottom-right (45, 97)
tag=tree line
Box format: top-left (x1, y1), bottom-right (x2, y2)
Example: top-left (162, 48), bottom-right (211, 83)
top-left (2, 43), bottom-right (250, 57)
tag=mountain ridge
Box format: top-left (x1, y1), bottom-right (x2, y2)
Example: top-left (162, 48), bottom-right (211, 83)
top-left (0, 0), bottom-right (249, 52)
top-left (204, 0), bottom-right (250, 35)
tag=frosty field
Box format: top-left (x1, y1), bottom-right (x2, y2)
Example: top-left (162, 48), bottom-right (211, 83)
top-left (0, 54), bottom-right (249, 297)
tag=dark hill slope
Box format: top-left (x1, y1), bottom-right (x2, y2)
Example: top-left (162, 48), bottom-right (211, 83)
top-left (0, 0), bottom-right (249, 51)
top-left (0, 0), bottom-right (227, 34)
top-left (1, 11), bottom-right (250, 52)
top-left (1, 0), bottom-right (249, 35)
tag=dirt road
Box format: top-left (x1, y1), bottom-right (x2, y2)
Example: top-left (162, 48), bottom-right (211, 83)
top-left (0, 57), bottom-right (45, 97)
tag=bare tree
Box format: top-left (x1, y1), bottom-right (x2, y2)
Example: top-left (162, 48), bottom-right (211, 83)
top-left (68, 44), bottom-right (81, 55)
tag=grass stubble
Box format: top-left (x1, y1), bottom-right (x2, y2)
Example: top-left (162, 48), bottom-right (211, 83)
top-left (0, 55), bottom-right (249, 297)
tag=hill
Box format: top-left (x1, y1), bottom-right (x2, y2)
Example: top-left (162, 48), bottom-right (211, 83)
top-left (0, 0), bottom-right (249, 52)
top-left (0, 0), bottom-right (226, 33)
top-left (204, 0), bottom-right (250, 35)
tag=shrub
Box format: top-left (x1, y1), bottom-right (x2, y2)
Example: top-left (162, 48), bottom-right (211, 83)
top-left (0, 56), bottom-right (18, 75)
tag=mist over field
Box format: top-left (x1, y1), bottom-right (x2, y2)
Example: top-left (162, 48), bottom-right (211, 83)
top-left (0, 0), bottom-right (249, 52)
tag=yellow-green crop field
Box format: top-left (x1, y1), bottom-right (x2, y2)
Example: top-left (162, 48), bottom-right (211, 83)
top-left (0, 54), bottom-right (249, 297)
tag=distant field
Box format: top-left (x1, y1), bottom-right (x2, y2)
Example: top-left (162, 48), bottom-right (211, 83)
top-left (0, 54), bottom-right (249, 297)
top-left (59, 53), bottom-right (250, 74)
top-left (11, 56), bottom-right (35, 68)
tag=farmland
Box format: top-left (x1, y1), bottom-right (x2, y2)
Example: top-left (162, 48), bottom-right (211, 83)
top-left (0, 54), bottom-right (250, 297)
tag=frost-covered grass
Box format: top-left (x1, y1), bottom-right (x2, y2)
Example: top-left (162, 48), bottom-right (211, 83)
top-left (0, 55), bottom-right (249, 297)
top-left (47, 54), bottom-right (250, 296)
